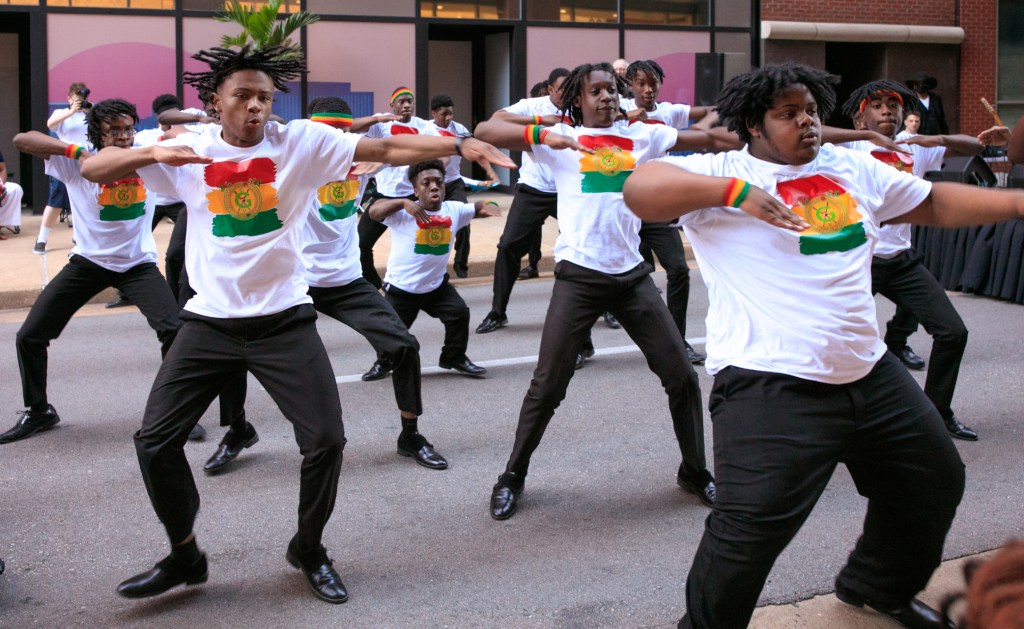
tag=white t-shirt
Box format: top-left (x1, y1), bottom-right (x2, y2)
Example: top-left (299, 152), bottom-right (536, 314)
top-left (138, 119), bottom-right (359, 318)
top-left (366, 117), bottom-right (439, 197)
top-left (45, 155), bottom-right (157, 272)
top-left (841, 131), bottom-right (943, 257)
top-left (48, 109), bottom-right (89, 144)
top-left (381, 200), bottom-right (475, 293)
top-left (503, 96), bottom-right (563, 193)
top-left (661, 144), bottom-right (932, 384)
top-left (620, 99), bottom-right (692, 130)
top-left (530, 121), bottom-right (679, 274)
top-left (433, 120), bottom-right (471, 182)
top-left (302, 170), bottom-right (370, 288)
top-left (134, 128), bottom-right (182, 206)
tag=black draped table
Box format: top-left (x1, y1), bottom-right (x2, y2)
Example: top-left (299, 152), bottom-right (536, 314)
top-left (911, 219), bottom-right (1024, 304)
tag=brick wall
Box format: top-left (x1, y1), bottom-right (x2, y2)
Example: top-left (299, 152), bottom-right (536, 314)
top-left (762, 0), bottom-right (957, 26)
top-left (959, 0), bottom-right (999, 135)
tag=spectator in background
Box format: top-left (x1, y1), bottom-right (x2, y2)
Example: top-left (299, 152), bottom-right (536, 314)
top-left (903, 110), bottom-right (922, 135)
top-left (35, 82), bottom-right (91, 254)
top-left (0, 148), bottom-right (24, 238)
top-left (905, 73), bottom-right (949, 135)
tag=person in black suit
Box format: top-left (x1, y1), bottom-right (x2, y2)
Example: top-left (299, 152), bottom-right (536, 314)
top-left (906, 73), bottom-right (949, 135)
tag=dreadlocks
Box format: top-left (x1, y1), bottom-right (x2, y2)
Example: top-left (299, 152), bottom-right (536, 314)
top-left (716, 63), bottom-right (840, 144)
top-left (86, 98), bottom-right (139, 149)
top-left (184, 46), bottom-right (307, 97)
top-left (557, 62), bottom-right (628, 127)
top-left (625, 59), bottom-right (665, 84)
top-left (841, 79), bottom-right (921, 121)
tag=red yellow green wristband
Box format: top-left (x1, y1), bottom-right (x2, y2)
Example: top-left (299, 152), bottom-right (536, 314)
top-left (523, 124), bottom-right (549, 146)
top-left (723, 178), bottom-right (750, 207)
top-left (64, 144), bottom-right (84, 160)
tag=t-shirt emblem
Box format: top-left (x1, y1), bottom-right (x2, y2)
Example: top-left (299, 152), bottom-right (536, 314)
top-left (777, 175), bottom-right (866, 255)
top-left (98, 177), bottom-right (147, 221)
top-left (204, 158), bottom-right (283, 238)
top-left (317, 178), bottom-right (359, 222)
top-left (577, 135), bottom-right (637, 193)
top-left (415, 215), bottom-right (452, 255)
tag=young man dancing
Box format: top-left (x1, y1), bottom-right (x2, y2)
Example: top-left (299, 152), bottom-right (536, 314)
top-left (81, 46), bottom-right (512, 604)
top-left (475, 62), bottom-right (730, 521)
top-left (367, 160), bottom-right (501, 379)
top-left (841, 79), bottom-right (983, 441)
top-left (3, 99), bottom-right (181, 445)
top-left (624, 62), bottom-right (1024, 629)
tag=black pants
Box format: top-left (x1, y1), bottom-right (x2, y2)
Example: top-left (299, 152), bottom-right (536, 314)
top-left (359, 193), bottom-right (417, 289)
top-left (154, 201), bottom-right (187, 302)
top-left (885, 305), bottom-right (919, 349)
top-left (16, 255), bottom-right (180, 410)
top-left (871, 249), bottom-right (968, 419)
top-left (504, 260), bottom-right (706, 478)
top-left (489, 184), bottom-right (558, 316)
top-left (639, 221), bottom-right (692, 339)
top-left (445, 178), bottom-right (472, 273)
top-left (679, 354), bottom-right (965, 628)
top-left (524, 226), bottom-right (542, 270)
top-left (309, 279), bottom-right (423, 416)
top-left (384, 277), bottom-right (471, 365)
top-left (134, 304), bottom-right (346, 555)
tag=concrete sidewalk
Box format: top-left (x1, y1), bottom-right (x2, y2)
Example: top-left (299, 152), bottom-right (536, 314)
top-left (0, 196), bottom-right (992, 628)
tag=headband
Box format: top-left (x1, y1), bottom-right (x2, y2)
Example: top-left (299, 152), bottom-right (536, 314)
top-left (858, 90), bottom-right (904, 114)
top-left (390, 88), bottom-right (414, 105)
top-left (311, 112), bottom-right (353, 128)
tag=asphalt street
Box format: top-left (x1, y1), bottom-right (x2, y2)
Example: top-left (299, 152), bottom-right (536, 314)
top-left (0, 271), bottom-right (1021, 627)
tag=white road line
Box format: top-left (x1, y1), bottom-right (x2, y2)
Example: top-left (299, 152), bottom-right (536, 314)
top-left (331, 337), bottom-right (708, 385)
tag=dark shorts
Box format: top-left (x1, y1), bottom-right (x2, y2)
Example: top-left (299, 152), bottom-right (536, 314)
top-left (47, 176), bottom-right (70, 210)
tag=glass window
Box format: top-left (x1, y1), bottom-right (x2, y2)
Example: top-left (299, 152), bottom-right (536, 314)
top-left (624, 0), bottom-right (708, 26)
top-left (420, 1), bottom-right (518, 19)
top-left (714, 0), bottom-right (749, 27)
top-left (1, 0), bottom-right (41, 5)
top-left (998, 0), bottom-right (1024, 126)
top-left (310, 0), bottom-right (414, 17)
top-left (526, 0), bottom-right (619, 23)
top-left (181, 0), bottom-right (301, 11)
top-left (47, 0), bottom-right (173, 6)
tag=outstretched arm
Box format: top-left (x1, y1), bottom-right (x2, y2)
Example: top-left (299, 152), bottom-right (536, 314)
top-left (821, 127), bottom-right (908, 152)
top-left (354, 135), bottom-right (516, 172)
top-left (473, 200), bottom-right (502, 218)
top-left (669, 127), bottom-right (742, 153)
top-left (80, 145), bottom-right (213, 183)
top-left (890, 182), bottom-right (1024, 227)
top-left (157, 109), bottom-right (216, 126)
top-left (13, 131), bottom-right (84, 161)
top-left (367, 197), bottom-right (427, 223)
top-left (624, 161), bottom-right (808, 231)
top-left (473, 118), bottom-right (592, 153)
top-left (902, 133), bottom-right (983, 157)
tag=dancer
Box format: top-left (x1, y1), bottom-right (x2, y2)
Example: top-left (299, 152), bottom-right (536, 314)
top-left (80, 46), bottom-right (511, 603)
top-left (624, 62), bottom-right (1024, 629)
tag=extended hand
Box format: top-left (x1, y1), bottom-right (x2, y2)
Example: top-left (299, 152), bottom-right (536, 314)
top-left (461, 138), bottom-right (517, 170)
top-left (153, 145), bottom-right (213, 166)
top-left (403, 200), bottom-right (431, 224)
top-left (739, 186), bottom-right (809, 232)
top-left (866, 131), bottom-right (911, 153)
top-left (977, 125), bottom-right (1011, 147)
top-left (544, 133), bottom-right (594, 154)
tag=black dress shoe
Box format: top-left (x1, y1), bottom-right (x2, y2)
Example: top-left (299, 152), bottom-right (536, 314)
top-left (575, 346), bottom-right (595, 370)
top-left (835, 587), bottom-right (952, 629)
top-left (677, 470), bottom-right (716, 507)
top-left (603, 311), bottom-right (621, 329)
top-left (204, 422), bottom-right (260, 475)
top-left (439, 357), bottom-right (487, 377)
top-left (116, 553), bottom-right (208, 599)
top-left (188, 423), bottom-right (207, 442)
top-left (286, 545), bottom-right (348, 604)
top-left (490, 472), bottom-right (524, 520)
top-left (894, 345), bottom-right (926, 371)
top-left (361, 361), bottom-right (392, 381)
top-left (475, 313), bottom-right (508, 334)
top-left (106, 294), bottom-right (134, 309)
top-left (397, 432), bottom-right (448, 470)
top-left (518, 266), bottom-right (539, 280)
top-left (685, 342), bottom-right (706, 365)
top-left (944, 415), bottom-right (978, 441)
top-left (0, 404), bottom-right (60, 444)
top-left (454, 266), bottom-right (468, 279)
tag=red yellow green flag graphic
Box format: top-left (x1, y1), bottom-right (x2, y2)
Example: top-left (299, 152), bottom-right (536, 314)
top-left (204, 158), bottom-right (282, 238)
top-left (870, 150), bottom-right (914, 173)
top-left (577, 135), bottom-right (637, 193)
top-left (97, 177), bottom-right (147, 221)
top-left (776, 175), bottom-right (866, 255)
top-left (390, 125), bottom-right (418, 136)
top-left (316, 177), bottom-right (360, 222)
top-left (414, 215), bottom-right (452, 255)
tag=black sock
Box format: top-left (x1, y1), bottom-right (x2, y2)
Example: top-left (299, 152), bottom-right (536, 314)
top-left (172, 537), bottom-right (201, 565)
top-left (400, 416), bottom-right (418, 437)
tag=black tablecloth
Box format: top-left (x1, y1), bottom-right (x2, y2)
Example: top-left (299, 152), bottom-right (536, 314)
top-left (911, 219), bottom-right (1024, 304)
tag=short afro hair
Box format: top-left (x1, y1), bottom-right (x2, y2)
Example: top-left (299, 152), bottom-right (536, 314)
top-left (716, 63), bottom-right (840, 144)
top-left (151, 93), bottom-right (183, 116)
top-left (407, 159), bottom-right (445, 184)
top-left (430, 94), bottom-right (454, 111)
top-left (308, 96), bottom-right (352, 115)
